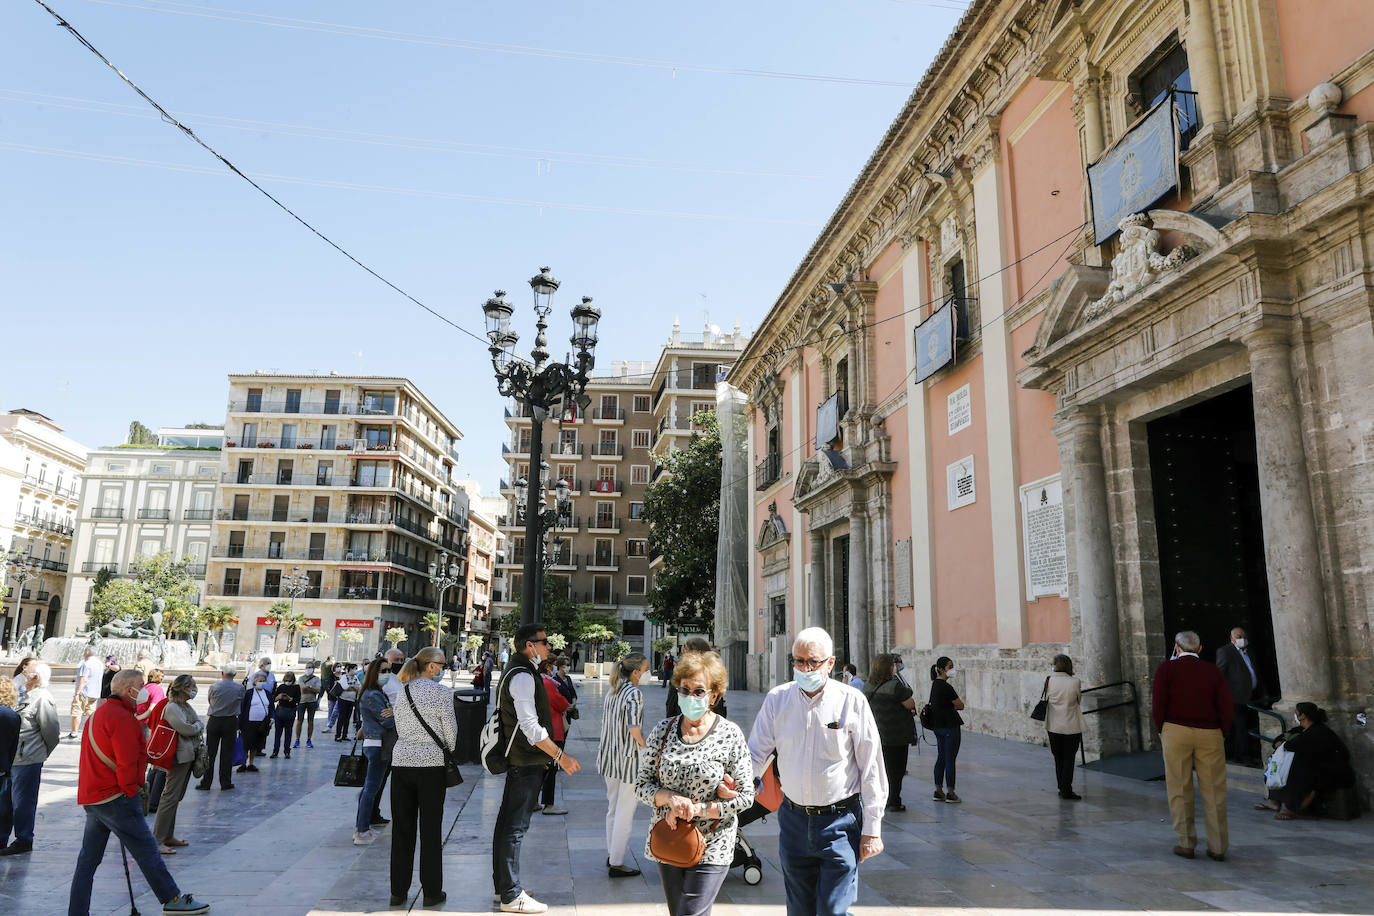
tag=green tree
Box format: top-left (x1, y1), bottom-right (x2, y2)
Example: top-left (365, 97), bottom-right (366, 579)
top-left (652, 636), bottom-right (677, 655)
top-left (279, 610), bottom-right (310, 652)
top-left (609, 640), bottom-right (632, 661)
top-left (127, 420), bottom-right (157, 445)
top-left (644, 410), bottom-right (721, 632)
top-left (93, 566), bottom-right (114, 597)
top-left (337, 627), bottom-right (364, 661)
top-left (421, 612), bottom-right (445, 646)
top-left (579, 623), bottom-right (615, 663)
top-left (88, 552), bottom-right (200, 629)
top-left (200, 603), bottom-right (238, 655)
top-left (514, 574), bottom-right (584, 637)
top-left (385, 626), bottom-right (407, 648)
top-left (463, 633), bottom-right (485, 655)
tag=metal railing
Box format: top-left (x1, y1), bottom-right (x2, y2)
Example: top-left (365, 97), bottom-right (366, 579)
top-left (590, 443), bottom-right (624, 457)
top-left (184, 509), bottom-right (214, 521)
top-left (1079, 680), bottom-right (1142, 762)
top-left (588, 479), bottom-right (623, 495)
top-left (40, 558), bottom-right (68, 572)
top-left (592, 407), bottom-right (625, 421)
top-left (755, 454), bottom-right (780, 490)
top-left (586, 553), bottom-right (620, 569)
top-left (229, 399), bottom-right (396, 416)
top-left (91, 508), bottom-right (125, 520)
top-left (81, 562), bottom-right (119, 574)
top-left (137, 508), bottom-right (171, 520)
top-left (588, 516), bottom-right (620, 531)
top-left (549, 443), bottom-right (584, 457)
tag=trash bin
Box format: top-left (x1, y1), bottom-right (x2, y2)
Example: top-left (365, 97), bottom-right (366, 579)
top-left (453, 688), bottom-right (489, 764)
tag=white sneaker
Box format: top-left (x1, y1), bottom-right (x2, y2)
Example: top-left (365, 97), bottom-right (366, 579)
top-left (352, 829), bottom-right (375, 846)
top-left (540, 804), bottom-right (568, 815)
top-left (500, 891), bottom-right (549, 913)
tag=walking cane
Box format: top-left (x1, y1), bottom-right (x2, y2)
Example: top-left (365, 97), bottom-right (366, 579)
top-left (118, 841), bottom-right (141, 916)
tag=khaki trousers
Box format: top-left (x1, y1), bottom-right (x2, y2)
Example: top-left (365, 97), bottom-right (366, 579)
top-left (1161, 722), bottom-right (1228, 854)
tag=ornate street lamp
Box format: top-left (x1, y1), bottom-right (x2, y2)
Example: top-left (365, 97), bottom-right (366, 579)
top-left (483, 267), bottom-right (599, 625)
top-left (427, 552), bottom-right (463, 646)
top-left (5, 549), bottom-right (43, 652)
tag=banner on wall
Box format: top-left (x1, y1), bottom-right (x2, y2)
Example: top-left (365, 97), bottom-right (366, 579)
top-left (914, 299), bottom-right (956, 384)
top-left (1087, 96), bottom-right (1180, 244)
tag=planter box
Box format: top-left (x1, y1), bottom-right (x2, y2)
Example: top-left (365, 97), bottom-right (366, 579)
top-left (583, 662), bottom-right (605, 679)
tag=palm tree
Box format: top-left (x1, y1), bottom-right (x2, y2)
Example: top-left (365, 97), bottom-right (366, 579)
top-left (265, 601), bottom-right (292, 653)
top-left (200, 603), bottom-right (238, 657)
top-left (421, 612), bottom-right (445, 647)
top-left (279, 610), bottom-right (309, 652)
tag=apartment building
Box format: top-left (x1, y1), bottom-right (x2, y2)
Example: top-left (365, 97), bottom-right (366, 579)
top-left (455, 480), bottom-right (503, 639)
top-left (0, 409), bottom-right (88, 644)
top-left (496, 360), bottom-right (656, 652)
top-left (206, 374), bottom-right (469, 659)
top-left (64, 427), bottom-right (225, 635)
top-left (646, 320), bottom-right (749, 573)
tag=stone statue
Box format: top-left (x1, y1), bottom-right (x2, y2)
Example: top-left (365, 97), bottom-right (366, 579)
top-left (150, 597), bottom-right (167, 663)
top-left (1084, 213), bottom-right (1196, 321)
top-left (95, 615), bottom-right (158, 639)
top-left (18, 625), bottom-right (38, 654)
top-left (28, 622), bottom-right (44, 654)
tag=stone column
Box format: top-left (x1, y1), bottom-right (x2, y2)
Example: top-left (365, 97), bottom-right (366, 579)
top-left (1245, 326), bottom-right (1333, 704)
top-left (809, 530), bottom-right (826, 629)
top-left (1188, 0), bottom-right (1226, 128)
top-left (1077, 70), bottom-right (1105, 162)
top-left (847, 502), bottom-right (870, 666)
top-left (1056, 407), bottom-right (1121, 687)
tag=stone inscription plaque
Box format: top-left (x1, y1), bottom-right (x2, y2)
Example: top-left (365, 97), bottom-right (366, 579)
top-left (947, 456), bottom-right (976, 511)
top-left (894, 537), bottom-right (913, 608)
top-left (1020, 475), bottom-right (1067, 599)
top-left (947, 384), bottom-right (972, 435)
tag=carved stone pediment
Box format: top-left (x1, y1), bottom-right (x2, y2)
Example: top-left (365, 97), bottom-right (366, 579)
top-left (755, 503), bottom-right (790, 552)
top-left (1082, 214), bottom-right (1199, 321)
top-left (792, 450), bottom-right (850, 506)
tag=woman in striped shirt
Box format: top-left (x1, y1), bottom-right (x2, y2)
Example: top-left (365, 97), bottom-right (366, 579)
top-left (597, 651), bottom-right (649, 877)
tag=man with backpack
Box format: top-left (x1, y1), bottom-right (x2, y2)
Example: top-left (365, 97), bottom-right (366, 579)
top-left (490, 623), bottom-right (581, 913)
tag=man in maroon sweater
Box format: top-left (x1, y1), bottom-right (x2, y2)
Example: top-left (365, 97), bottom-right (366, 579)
top-left (1152, 630), bottom-right (1234, 862)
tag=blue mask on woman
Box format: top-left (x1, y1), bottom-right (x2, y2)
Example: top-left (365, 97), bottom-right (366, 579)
top-left (794, 668), bottom-right (827, 692)
top-left (679, 694), bottom-right (711, 721)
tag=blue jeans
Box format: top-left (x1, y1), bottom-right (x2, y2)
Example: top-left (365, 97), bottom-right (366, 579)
top-left (492, 764), bottom-right (546, 903)
top-left (777, 799), bottom-right (861, 916)
top-left (0, 774), bottom-right (10, 844)
top-left (69, 794), bottom-right (180, 916)
top-left (3, 763), bottom-right (45, 843)
top-left (932, 727), bottom-right (961, 789)
top-left (356, 746), bottom-right (385, 833)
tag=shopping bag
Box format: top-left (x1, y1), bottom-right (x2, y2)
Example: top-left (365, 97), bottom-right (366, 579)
top-left (1264, 747), bottom-right (1294, 789)
top-left (231, 734), bottom-right (247, 768)
top-left (334, 739), bottom-right (368, 788)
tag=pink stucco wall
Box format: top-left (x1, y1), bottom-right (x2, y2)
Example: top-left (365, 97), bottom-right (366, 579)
top-left (1276, 0), bottom-right (1372, 107)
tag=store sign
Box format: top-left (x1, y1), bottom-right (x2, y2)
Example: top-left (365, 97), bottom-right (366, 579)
top-left (947, 385), bottom-right (972, 435)
top-left (255, 617), bottom-right (274, 626)
top-left (1088, 97), bottom-right (1179, 244)
top-left (302, 618), bottom-right (322, 628)
top-left (914, 299), bottom-right (956, 384)
top-left (946, 456), bottom-right (976, 511)
top-left (335, 619), bottom-right (374, 629)
top-left (1020, 475), bottom-right (1068, 600)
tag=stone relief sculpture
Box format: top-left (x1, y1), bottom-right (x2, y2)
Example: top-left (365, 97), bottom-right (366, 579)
top-left (1084, 213), bottom-right (1196, 321)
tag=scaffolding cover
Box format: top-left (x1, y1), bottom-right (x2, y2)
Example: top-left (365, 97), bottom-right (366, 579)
top-left (714, 382), bottom-right (751, 686)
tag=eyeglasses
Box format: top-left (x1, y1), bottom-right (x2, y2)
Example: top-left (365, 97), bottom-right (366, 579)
top-left (676, 687), bottom-right (711, 698)
top-left (789, 655), bottom-right (831, 672)
top-left (531, 638), bottom-right (549, 645)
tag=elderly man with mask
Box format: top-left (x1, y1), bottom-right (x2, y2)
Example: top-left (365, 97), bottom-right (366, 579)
top-left (68, 668), bottom-right (209, 916)
top-left (747, 627), bottom-right (887, 916)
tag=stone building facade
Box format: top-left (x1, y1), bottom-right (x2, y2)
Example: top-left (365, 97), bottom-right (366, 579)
top-left (732, 0), bottom-right (1374, 796)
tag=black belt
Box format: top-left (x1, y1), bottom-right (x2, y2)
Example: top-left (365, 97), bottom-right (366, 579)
top-left (782, 794), bottom-right (860, 816)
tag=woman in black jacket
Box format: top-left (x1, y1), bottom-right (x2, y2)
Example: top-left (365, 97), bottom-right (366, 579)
top-left (1257, 702), bottom-right (1355, 818)
top-left (928, 656), bottom-right (965, 803)
top-left (863, 654), bottom-right (916, 811)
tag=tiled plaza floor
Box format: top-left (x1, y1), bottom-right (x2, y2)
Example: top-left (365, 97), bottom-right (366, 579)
top-left (4, 672), bottom-right (1371, 915)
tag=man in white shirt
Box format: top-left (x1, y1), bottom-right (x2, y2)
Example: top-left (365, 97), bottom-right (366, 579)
top-left (380, 648), bottom-right (405, 702)
top-left (69, 648), bottom-right (103, 738)
top-left (748, 627), bottom-right (886, 916)
top-left (492, 623), bottom-right (580, 914)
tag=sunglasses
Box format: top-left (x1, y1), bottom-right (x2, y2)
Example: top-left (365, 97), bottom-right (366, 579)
top-left (788, 655), bottom-right (831, 672)
top-left (676, 687), bottom-right (711, 698)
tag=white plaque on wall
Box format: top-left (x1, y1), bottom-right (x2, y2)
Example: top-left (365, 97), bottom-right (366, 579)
top-left (894, 537), bottom-right (913, 607)
top-left (947, 384), bottom-right (972, 435)
top-left (1020, 474), bottom-right (1067, 600)
top-left (947, 456), bottom-right (976, 511)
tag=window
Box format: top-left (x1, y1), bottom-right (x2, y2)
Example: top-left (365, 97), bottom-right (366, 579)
top-left (316, 460), bottom-right (333, 485)
top-left (284, 389), bottom-right (302, 413)
top-left (94, 539), bottom-right (115, 563)
top-left (771, 596), bottom-right (787, 636)
top-left (193, 490), bottom-right (212, 510)
top-left (693, 362), bottom-right (719, 389)
top-left (245, 388), bottom-right (262, 412)
top-left (626, 575), bottom-right (646, 596)
top-left (320, 424), bottom-right (337, 449)
top-left (557, 429), bottom-right (578, 454)
top-left (593, 575), bottom-right (613, 604)
top-left (222, 568), bottom-right (241, 596)
top-left (264, 569), bottom-right (282, 597)
top-left (106, 462), bottom-right (126, 472)
top-left (354, 460), bottom-right (390, 487)
top-left (309, 532), bottom-right (326, 560)
top-left (948, 259), bottom-right (973, 341)
top-left (594, 538), bottom-right (613, 564)
top-left (632, 429), bottom-right (651, 449)
top-left (629, 502), bottom-right (645, 519)
top-left (600, 394), bottom-right (618, 415)
top-left (596, 502), bottom-right (615, 527)
top-left (362, 390), bottom-right (395, 414)
top-left (363, 426), bottom-right (390, 448)
top-left (151, 464), bottom-right (172, 474)
top-left (240, 422), bottom-right (258, 447)
top-left (227, 532), bottom-right (245, 556)
top-left (633, 395), bottom-right (651, 412)
top-left (557, 464), bottom-right (576, 485)
top-left (515, 463), bottom-right (529, 482)
top-left (627, 539), bottom-right (647, 557)
top-left (631, 465), bottom-right (649, 485)
top-left (516, 430), bottom-right (532, 453)
top-left (313, 496), bottom-right (331, 523)
top-left (268, 532), bottom-right (286, 559)
top-left (276, 459), bottom-right (294, 485)
top-left (280, 423), bottom-right (297, 448)
top-left (834, 357), bottom-right (850, 422)
top-left (198, 465), bottom-right (215, 475)
top-left (597, 466), bottom-right (616, 483)
top-left (1134, 41), bottom-right (1197, 143)
top-left (324, 389), bottom-right (341, 414)
top-left (271, 494), bottom-right (289, 522)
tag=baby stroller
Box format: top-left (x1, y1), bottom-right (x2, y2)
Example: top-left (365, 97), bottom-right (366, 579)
top-left (730, 755), bottom-right (782, 886)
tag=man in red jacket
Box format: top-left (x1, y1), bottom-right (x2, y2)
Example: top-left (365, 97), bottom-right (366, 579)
top-left (1152, 630), bottom-right (1234, 862)
top-left (68, 668), bottom-right (210, 916)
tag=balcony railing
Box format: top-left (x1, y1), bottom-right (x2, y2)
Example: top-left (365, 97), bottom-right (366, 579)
top-left (588, 479), bottom-right (623, 495)
top-left (187, 564), bottom-right (206, 578)
top-left (137, 508), bottom-right (171, 520)
top-left (576, 591), bottom-right (621, 607)
top-left (588, 516), bottom-right (620, 531)
top-left (184, 509), bottom-right (214, 520)
top-left (206, 583), bottom-right (434, 606)
top-left (755, 454), bottom-right (781, 490)
top-left (229, 399), bottom-right (395, 416)
top-left (592, 407), bottom-right (625, 422)
top-left (549, 443), bottom-right (584, 457)
top-left (586, 553), bottom-right (620, 569)
top-left (92, 508), bottom-right (125, 519)
top-left (590, 443), bottom-right (624, 458)
top-left (81, 562), bottom-right (119, 574)
top-left (40, 558), bottom-right (69, 572)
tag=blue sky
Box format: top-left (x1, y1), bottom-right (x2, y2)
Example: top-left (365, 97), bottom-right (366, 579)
top-left (1, 0), bottom-right (964, 491)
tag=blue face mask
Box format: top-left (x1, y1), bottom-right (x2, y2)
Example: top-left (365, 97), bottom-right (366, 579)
top-left (679, 694), bottom-right (711, 721)
top-left (432, 671), bottom-right (445, 683)
top-left (794, 668), bottom-right (828, 692)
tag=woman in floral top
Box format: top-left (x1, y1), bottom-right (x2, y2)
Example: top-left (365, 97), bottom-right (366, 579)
top-left (637, 652), bottom-right (754, 916)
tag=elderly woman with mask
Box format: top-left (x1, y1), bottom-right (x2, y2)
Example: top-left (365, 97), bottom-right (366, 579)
top-left (153, 675), bottom-right (203, 855)
top-left (237, 672), bottom-right (273, 773)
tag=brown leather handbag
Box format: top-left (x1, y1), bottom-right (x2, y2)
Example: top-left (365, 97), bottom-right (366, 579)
top-left (647, 717), bottom-right (717, 868)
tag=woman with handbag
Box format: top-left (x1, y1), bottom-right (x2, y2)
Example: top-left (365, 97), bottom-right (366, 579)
top-left (353, 658), bottom-right (395, 845)
top-left (389, 646), bottom-right (458, 909)
top-left (636, 651), bottom-right (754, 916)
top-left (1043, 654), bottom-right (1085, 800)
top-left (598, 652), bottom-right (650, 877)
top-left (152, 675), bottom-right (203, 854)
top-left (237, 672), bottom-right (272, 773)
top-left (862, 654), bottom-right (916, 811)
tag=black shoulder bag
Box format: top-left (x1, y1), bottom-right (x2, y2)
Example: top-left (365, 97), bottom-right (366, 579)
top-left (404, 682), bottom-right (464, 788)
top-left (1030, 676), bottom-right (1050, 722)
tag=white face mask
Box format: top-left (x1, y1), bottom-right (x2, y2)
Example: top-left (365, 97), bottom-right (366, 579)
top-left (1234, 638), bottom-right (1248, 649)
top-left (945, 667), bottom-right (955, 677)
top-left (136, 687), bottom-right (150, 705)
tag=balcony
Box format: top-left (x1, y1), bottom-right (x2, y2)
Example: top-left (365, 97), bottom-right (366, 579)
top-left (576, 591), bottom-right (621, 608)
top-left (184, 509), bottom-right (214, 521)
top-left (553, 516), bottom-right (582, 533)
top-left (137, 508), bottom-right (171, 520)
top-left (187, 564), bottom-right (207, 578)
top-left (37, 517), bottom-right (75, 536)
top-left (91, 508), bottom-right (125, 520)
top-left (590, 443), bottom-right (624, 459)
top-left (547, 552), bottom-right (579, 571)
top-left (755, 454), bottom-right (781, 491)
top-left (504, 442), bottom-right (532, 459)
top-left (228, 398), bottom-right (395, 416)
top-left (592, 407), bottom-right (625, 424)
top-left (548, 443), bottom-right (584, 458)
top-left (40, 558), bottom-right (69, 572)
top-left (588, 479), bottom-right (623, 496)
top-left (81, 561), bottom-right (119, 574)
top-left (586, 553), bottom-right (620, 571)
top-left (587, 516), bottom-right (620, 534)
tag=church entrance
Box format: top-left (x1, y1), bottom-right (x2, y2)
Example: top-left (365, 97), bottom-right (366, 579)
top-left (831, 535), bottom-right (851, 669)
top-left (1146, 385), bottom-right (1279, 698)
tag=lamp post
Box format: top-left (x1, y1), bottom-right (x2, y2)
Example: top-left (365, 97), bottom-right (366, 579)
top-left (280, 566), bottom-right (311, 652)
top-left (427, 552), bottom-right (463, 647)
top-left (4, 549), bottom-right (42, 651)
top-left (483, 267), bottom-right (599, 625)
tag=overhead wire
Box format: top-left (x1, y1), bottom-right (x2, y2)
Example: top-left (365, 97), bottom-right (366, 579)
top-left (79, 0), bottom-right (928, 89)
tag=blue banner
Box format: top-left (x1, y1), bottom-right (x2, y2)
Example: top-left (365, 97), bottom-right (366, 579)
top-left (914, 299), bottom-right (955, 384)
top-left (1088, 97), bottom-right (1179, 244)
top-left (815, 392), bottom-right (839, 449)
